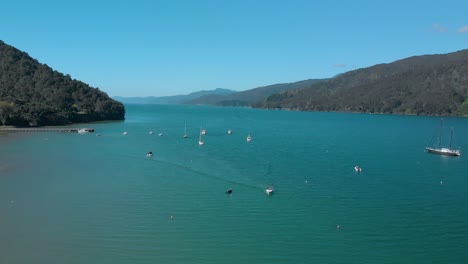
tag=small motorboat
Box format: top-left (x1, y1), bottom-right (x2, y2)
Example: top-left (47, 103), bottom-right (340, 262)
top-left (227, 129), bottom-right (232, 135)
top-left (225, 189), bottom-right (233, 194)
top-left (246, 134), bottom-right (252, 142)
top-left (123, 131), bottom-right (128, 135)
top-left (78, 128), bottom-right (88, 134)
top-left (147, 151), bottom-right (153, 158)
top-left (201, 129), bottom-right (207, 135)
top-left (78, 128), bottom-right (94, 133)
top-left (149, 131), bottom-right (154, 135)
top-left (354, 166), bottom-right (362, 173)
top-left (158, 132), bottom-right (163, 136)
top-left (265, 186), bottom-right (274, 195)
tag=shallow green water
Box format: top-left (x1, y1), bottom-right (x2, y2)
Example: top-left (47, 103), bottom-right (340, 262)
top-left (1, 104), bottom-right (467, 263)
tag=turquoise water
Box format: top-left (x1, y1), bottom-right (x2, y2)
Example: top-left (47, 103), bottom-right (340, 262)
top-left (1, 104), bottom-right (467, 264)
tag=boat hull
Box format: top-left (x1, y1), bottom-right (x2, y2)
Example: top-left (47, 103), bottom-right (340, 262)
top-left (426, 147), bottom-right (460, 156)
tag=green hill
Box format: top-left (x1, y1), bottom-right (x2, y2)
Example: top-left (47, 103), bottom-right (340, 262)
top-left (258, 50), bottom-right (468, 116)
top-left (0, 40), bottom-right (125, 126)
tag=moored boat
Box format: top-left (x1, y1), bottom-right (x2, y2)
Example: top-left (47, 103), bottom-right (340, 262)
top-left (425, 147), bottom-right (460, 156)
top-left (198, 128), bottom-right (204, 145)
top-left (426, 119), bottom-right (461, 156)
top-left (78, 128), bottom-right (94, 133)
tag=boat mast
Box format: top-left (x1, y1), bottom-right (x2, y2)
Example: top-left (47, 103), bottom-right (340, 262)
top-left (438, 118), bottom-right (443, 149)
top-left (449, 128), bottom-right (454, 149)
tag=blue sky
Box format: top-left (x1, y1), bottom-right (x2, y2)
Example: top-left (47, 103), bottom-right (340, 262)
top-left (1, 0), bottom-right (467, 97)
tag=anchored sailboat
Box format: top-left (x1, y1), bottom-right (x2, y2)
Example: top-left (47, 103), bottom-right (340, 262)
top-left (198, 128), bottom-right (204, 145)
top-left (426, 119), bottom-right (461, 156)
top-left (183, 124), bottom-right (188, 138)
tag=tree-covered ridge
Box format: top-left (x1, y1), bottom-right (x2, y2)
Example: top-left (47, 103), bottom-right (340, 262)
top-left (0, 40), bottom-right (125, 126)
top-left (258, 49), bottom-right (468, 116)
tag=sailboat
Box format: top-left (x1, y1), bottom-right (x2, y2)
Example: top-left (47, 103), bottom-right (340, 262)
top-left (426, 119), bottom-right (461, 156)
top-left (198, 128), bottom-right (204, 145)
top-left (183, 124), bottom-right (188, 138)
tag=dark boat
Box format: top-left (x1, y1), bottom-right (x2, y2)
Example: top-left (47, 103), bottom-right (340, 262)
top-left (225, 189), bottom-right (233, 194)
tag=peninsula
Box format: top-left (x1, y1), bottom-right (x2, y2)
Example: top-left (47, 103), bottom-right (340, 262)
top-left (0, 40), bottom-right (125, 127)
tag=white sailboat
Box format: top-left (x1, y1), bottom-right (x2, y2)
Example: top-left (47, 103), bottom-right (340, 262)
top-left (354, 166), bottom-right (362, 172)
top-left (183, 124), bottom-right (188, 138)
top-left (198, 128), bottom-right (204, 145)
top-left (426, 119), bottom-right (461, 156)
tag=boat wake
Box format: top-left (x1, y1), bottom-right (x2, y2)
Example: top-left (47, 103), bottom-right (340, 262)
top-left (117, 153), bottom-right (265, 191)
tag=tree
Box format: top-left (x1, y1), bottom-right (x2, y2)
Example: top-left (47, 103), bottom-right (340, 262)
top-left (0, 101), bottom-right (14, 126)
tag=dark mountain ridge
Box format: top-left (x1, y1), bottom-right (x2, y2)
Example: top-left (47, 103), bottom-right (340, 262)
top-left (0, 40), bottom-right (125, 126)
top-left (258, 49), bottom-right (468, 116)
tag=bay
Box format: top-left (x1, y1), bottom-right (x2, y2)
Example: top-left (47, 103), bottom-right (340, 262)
top-left (1, 104), bottom-right (467, 264)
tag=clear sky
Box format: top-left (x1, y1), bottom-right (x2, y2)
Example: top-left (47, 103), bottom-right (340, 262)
top-left (1, 0), bottom-right (467, 97)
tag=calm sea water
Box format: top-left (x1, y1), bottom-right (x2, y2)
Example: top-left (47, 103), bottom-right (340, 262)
top-left (1, 104), bottom-right (467, 264)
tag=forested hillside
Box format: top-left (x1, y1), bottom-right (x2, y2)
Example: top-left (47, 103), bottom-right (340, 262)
top-left (0, 40), bottom-right (125, 126)
top-left (258, 50), bottom-right (468, 116)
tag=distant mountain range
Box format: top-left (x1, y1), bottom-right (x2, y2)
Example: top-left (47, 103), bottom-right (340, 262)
top-left (186, 79), bottom-right (326, 106)
top-left (115, 79), bottom-right (327, 107)
top-left (113, 88), bottom-right (235, 104)
top-left (257, 49), bottom-right (468, 116)
top-left (115, 49), bottom-right (468, 117)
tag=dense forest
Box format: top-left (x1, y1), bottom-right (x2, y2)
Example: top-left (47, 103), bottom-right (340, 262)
top-left (0, 40), bottom-right (125, 126)
top-left (257, 49), bottom-right (468, 116)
